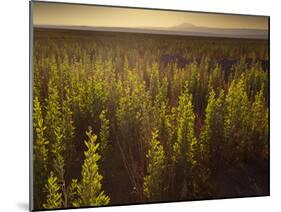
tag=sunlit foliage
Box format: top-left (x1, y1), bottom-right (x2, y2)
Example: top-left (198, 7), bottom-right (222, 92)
top-left (33, 29), bottom-right (269, 209)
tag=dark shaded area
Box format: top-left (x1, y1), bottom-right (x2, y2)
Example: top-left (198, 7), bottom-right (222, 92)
top-left (160, 54), bottom-right (268, 71)
top-left (213, 160), bottom-right (269, 198)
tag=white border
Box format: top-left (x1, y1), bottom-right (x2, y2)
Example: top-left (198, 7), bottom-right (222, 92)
top-left (1, 0), bottom-right (280, 212)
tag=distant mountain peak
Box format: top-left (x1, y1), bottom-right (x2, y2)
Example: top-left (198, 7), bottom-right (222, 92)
top-left (172, 23), bottom-right (197, 29)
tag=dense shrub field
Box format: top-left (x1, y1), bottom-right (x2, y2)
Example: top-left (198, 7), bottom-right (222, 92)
top-left (32, 29), bottom-right (269, 210)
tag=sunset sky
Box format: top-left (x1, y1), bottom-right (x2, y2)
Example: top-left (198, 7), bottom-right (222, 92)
top-left (32, 2), bottom-right (268, 30)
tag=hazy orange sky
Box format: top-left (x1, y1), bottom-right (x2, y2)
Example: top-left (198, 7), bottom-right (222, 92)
top-left (32, 2), bottom-right (268, 30)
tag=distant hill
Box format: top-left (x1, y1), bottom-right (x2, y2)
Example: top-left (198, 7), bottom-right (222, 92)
top-left (167, 23), bottom-right (268, 39)
top-left (34, 23), bottom-right (268, 39)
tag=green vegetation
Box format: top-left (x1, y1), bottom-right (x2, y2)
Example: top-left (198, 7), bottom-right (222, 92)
top-left (73, 129), bottom-right (110, 207)
top-left (33, 29), bottom-right (269, 210)
top-left (144, 130), bottom-right (166, 201)
top-left (43, 172), bottom-right (63, 209)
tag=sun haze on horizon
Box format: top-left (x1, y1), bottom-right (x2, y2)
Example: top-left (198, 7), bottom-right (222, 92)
top-left (32, 2), bottom-right (268, 30)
